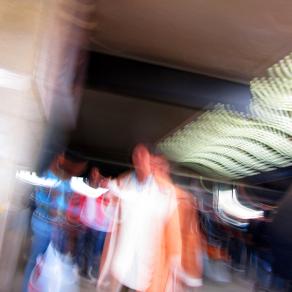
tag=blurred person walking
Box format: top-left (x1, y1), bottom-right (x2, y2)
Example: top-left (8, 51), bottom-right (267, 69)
top-left (151, 155), bottom-right (203, 291)
top-left (22, 152), bottom-right (86, 292)
top-left (269, 185), bottom-right (292, 291)
top-left (98, 144), bottom-right (182, 292)
top-left (70, 166), bottom-right (115, 282)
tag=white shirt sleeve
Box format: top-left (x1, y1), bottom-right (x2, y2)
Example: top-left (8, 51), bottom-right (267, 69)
top-left (107, 179), bottom-right (123, 198)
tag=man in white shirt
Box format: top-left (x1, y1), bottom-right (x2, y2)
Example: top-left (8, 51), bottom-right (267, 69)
top-left (98, 144), bottom-right (181, 292)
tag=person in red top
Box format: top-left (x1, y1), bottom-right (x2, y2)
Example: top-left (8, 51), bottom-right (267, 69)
top-left (68, 166), bottom-right (114, 282)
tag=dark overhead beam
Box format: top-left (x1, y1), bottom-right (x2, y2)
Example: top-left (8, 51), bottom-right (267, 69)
top-left (244, 166), bottom-right (292, 186)
top-left (86, 52), bottom-right (252, 112)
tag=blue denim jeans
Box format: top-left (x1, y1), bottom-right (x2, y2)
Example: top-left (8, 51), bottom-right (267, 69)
top-left (22, 214), bottom-right (51, 292)
top-left (76, 227), bottom-right (107, 275)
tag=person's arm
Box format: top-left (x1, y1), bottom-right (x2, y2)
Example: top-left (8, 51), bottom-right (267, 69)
top-left (107, 172), bottom-right (130, 199)
top-left (165, 198), bottom-right (182, 270)
top-left (173, 188), bottom-right (203, 287)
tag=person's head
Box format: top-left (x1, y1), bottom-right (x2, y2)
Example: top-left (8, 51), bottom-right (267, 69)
top-left (132, 144), bottom-right (151, 182)
top-left (151, 155), bottom-right (170, 180)
top-left (52, 152), bottom-right (87, 179)
top-left (89, 167), bottom-right (102, 187)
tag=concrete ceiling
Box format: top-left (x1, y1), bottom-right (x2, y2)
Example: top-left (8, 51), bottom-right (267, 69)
top-left (71, 89), bottom-right (197, 161)
top-left (71, 52), bottom-right (250, 162)
top-left (91, 0), bottom-right (292, 83)
top-left (69, 0), bottom-right (292, 189)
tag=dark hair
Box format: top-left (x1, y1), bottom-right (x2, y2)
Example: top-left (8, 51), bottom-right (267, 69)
top-left (64, 149), bottom-right (87, 163)
top-left (83, 162), bottom-right (101, 180)
top-left (130, 142), bottom-right (155, 155)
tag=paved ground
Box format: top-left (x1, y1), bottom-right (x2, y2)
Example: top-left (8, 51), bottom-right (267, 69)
top-left (13, 271), bottom-right (254, 292)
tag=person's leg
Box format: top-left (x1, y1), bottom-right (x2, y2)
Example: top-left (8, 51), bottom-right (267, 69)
top-left (88, 230), bottom-right (107, 278)
top-left (86, 228), bottom-right (97, 277)
top-left (96, 230), bottom-right (107, 255)
top-left (67, 224), bottom-right (80, 261)
top-left (22, 232), bottom-right (50, 292)
top-left (75, 226), bottom-right (88, 274)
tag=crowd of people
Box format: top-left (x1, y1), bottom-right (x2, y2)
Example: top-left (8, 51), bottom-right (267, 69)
top-left (22, 144), bottom-right (203, 292)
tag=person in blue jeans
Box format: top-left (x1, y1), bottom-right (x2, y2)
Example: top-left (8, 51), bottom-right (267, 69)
top-left (76, 227), bottom-right (107, 279)
top-left (22, 170), bottom-right (59, 292)
top-left (75, 167), bottom-right (114, 282)
top-left (22, 153), bottom-right (87, 292)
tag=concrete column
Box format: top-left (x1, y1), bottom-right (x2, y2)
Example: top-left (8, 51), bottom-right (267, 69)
top-left (0, 0), bottom-right (96, 290)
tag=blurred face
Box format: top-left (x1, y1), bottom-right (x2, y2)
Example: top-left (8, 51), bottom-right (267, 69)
top-left (151, 155), bottom-right (170, 179)
top-left (132, 144), bottom-right (151, 182)
top-left (54, 154), bottom-right (87, 178)
top-left (55, 154), bottom-right (65, 169)
top-left (69, 161), bottom-right (87, 176)
top-left (90, 167), bottom-right (101, 186)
